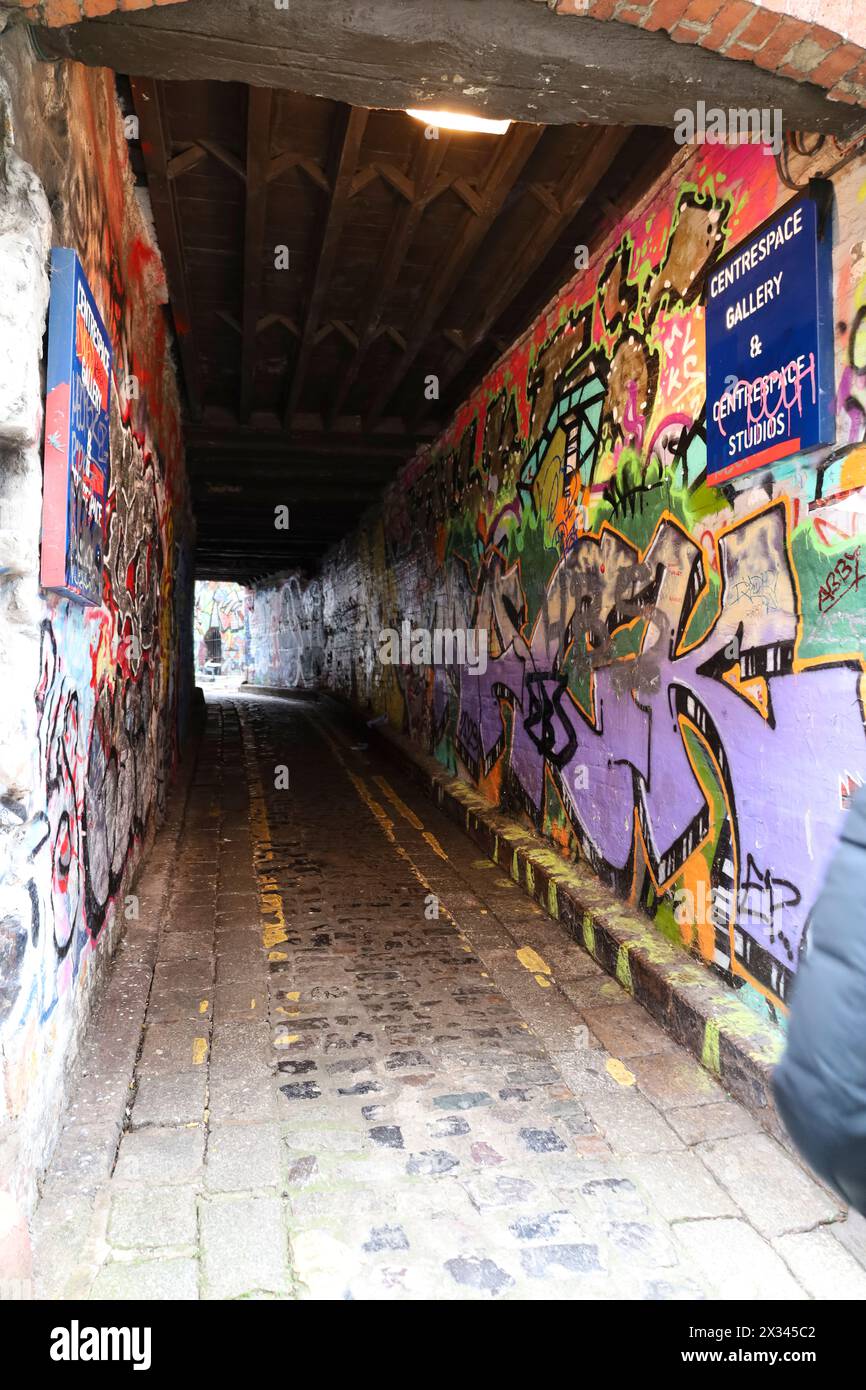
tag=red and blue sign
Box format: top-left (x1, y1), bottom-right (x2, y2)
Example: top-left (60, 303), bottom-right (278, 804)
top-left (706, 183), bottom-right (835, 485)
top-left (40, 248), bottom-right (112, 606)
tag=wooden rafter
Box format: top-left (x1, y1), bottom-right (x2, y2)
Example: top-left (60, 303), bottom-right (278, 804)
top-left (282, 103), bottom-right (370, 429)
top-left (131, 77), bottom-right (204, 420)
top-left (240, 86), bottom-right (274, 422)
top-left (363, 121), bottom-right (544, 432)
top-left (326, 129), bottom-right (452, 429)
top-left (422, 125), bottom-right (632, 417)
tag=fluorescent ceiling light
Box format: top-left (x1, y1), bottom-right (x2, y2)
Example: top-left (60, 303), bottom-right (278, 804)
top-left (405, 108), bottom-right (511, 135)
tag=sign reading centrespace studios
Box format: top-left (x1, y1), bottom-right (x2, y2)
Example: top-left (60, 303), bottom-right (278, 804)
top-left (706, 185), bottom-right (834, 485)
top-left (40, 248), bottom-right (112, 606)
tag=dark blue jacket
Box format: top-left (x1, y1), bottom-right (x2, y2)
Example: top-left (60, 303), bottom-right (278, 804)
top-left (773, 785), bottom-right (866, 1215)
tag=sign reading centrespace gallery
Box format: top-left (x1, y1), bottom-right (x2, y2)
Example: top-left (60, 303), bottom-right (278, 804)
top-left (40, 248), bottom-right (112, 606)
top-left (706, 185), bottom-right (834, 485)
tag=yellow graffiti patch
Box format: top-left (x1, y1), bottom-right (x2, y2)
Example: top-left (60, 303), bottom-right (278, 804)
top-left (516, 946), bottom-right (551, 976)
top-left (274, 1033), bottom-right (301, 1046)
top-left (702, 1018), bottom-right (721, 1075)
top-left (534, 974), bottom-right (552, 989)
top-left (192, 1038), bottom-right (208, 1066)
top-left (606, 1057), bottom-right (636, 1086)
top-left (198, 999), bottom-right (209, 1014)
top-left (615, 944), bottom-right (634, 995)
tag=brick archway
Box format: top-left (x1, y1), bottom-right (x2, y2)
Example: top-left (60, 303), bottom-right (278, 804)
top-left (13, 0), bottom-right (866, 109)
top-left (9, 1), bottom-right (189, 29)
top-left (554, 0), bottom-right (866, 105)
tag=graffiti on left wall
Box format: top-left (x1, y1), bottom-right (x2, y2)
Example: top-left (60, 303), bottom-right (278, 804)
top-left (0, 66), bottom-right (191, 1054)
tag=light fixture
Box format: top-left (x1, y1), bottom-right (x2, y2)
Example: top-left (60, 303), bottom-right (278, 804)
top-left (405, 108), bottom-right (511, 135)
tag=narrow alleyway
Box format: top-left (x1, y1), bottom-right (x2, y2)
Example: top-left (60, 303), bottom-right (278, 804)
top-left (32, 693), bottom-right (866, 1302)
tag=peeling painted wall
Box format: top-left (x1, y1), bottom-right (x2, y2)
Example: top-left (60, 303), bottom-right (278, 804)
top-left (251, 134), bottom-right (866, 1029)
top-left (0, 31), bottom-right (193, 1212)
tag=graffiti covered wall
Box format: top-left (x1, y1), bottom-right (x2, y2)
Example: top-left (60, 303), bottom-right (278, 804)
top-left (253, 134), bottom-right (866, 1026)
top-left (194, 581), bottom-right (248, 676)
top-left (249, 574), bottom-right (326, 690)
top-left (0, 35), bottom-right (193, 1207)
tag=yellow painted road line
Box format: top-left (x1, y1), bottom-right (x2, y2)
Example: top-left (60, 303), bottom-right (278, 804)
top-left (372, 775), bottom-right (425, 831)
top-left (422, 830), bottom-right (449, 861)
top-left (238, 707), bottom-right (290, 960)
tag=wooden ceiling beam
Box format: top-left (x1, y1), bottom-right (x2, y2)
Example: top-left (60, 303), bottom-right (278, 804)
top-left (194, 515), bottom-right (369, 530)
top-left (326, 128), bottom-right (451, 429)
top-left (196, 139), bottom-right (247, 181)
top-left (364, 121), bottom-right (544, 431)
top-left (422, 124), bottom-right (632, 418)
top-left (240, 86), bottom-right (274, 423)
top-left (196, 538), bottom-right (334, 548)
top-left (43, 0), bottom-right (859, 137)
top-left (375, 162), bottom-right (415, 203)
top-left (193, 492), bottom-right (385, 508)
top-left (196, 544), bottom-right (333, 553)
top-left (282, 103), bottom-right (370, 430)
top-left (130, 77), bottom-right (204, 421)
top-left (479, 127), bottom-right (679, 380)
top-left (166, 143), bottom-right (207, 180)
top-left (186, 421), bottom-right (423, 454)
top-left (267, 152), bottom-right (329, 191)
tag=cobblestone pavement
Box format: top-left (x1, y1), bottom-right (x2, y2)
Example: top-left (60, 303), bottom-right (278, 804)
top-left (32, 693), bottom-right (866, 1301)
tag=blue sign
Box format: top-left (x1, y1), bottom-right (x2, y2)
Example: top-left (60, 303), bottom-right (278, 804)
top-left (40, 248), bottom-right (113, 606)
top-left (705, 184), bottom-right (835, 485)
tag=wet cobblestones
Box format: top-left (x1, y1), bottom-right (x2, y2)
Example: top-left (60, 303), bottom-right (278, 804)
top-left (30, 693), bottom-right (866, 1301)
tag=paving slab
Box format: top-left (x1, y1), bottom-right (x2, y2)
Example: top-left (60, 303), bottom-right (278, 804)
top-left (696, 1133), bottom-right (843, 1238)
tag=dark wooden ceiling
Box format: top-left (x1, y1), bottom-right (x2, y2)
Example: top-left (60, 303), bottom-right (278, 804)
top-left (128, 78), bottom-right (673, 581)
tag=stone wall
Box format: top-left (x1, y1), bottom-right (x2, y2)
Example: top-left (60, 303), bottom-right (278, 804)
top-left (0, 27), bottom-right (193, 1218)
top-left (251, 132), bottom-right (866, 1028)
top-left (249, 574), bottom-right (325, 692)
